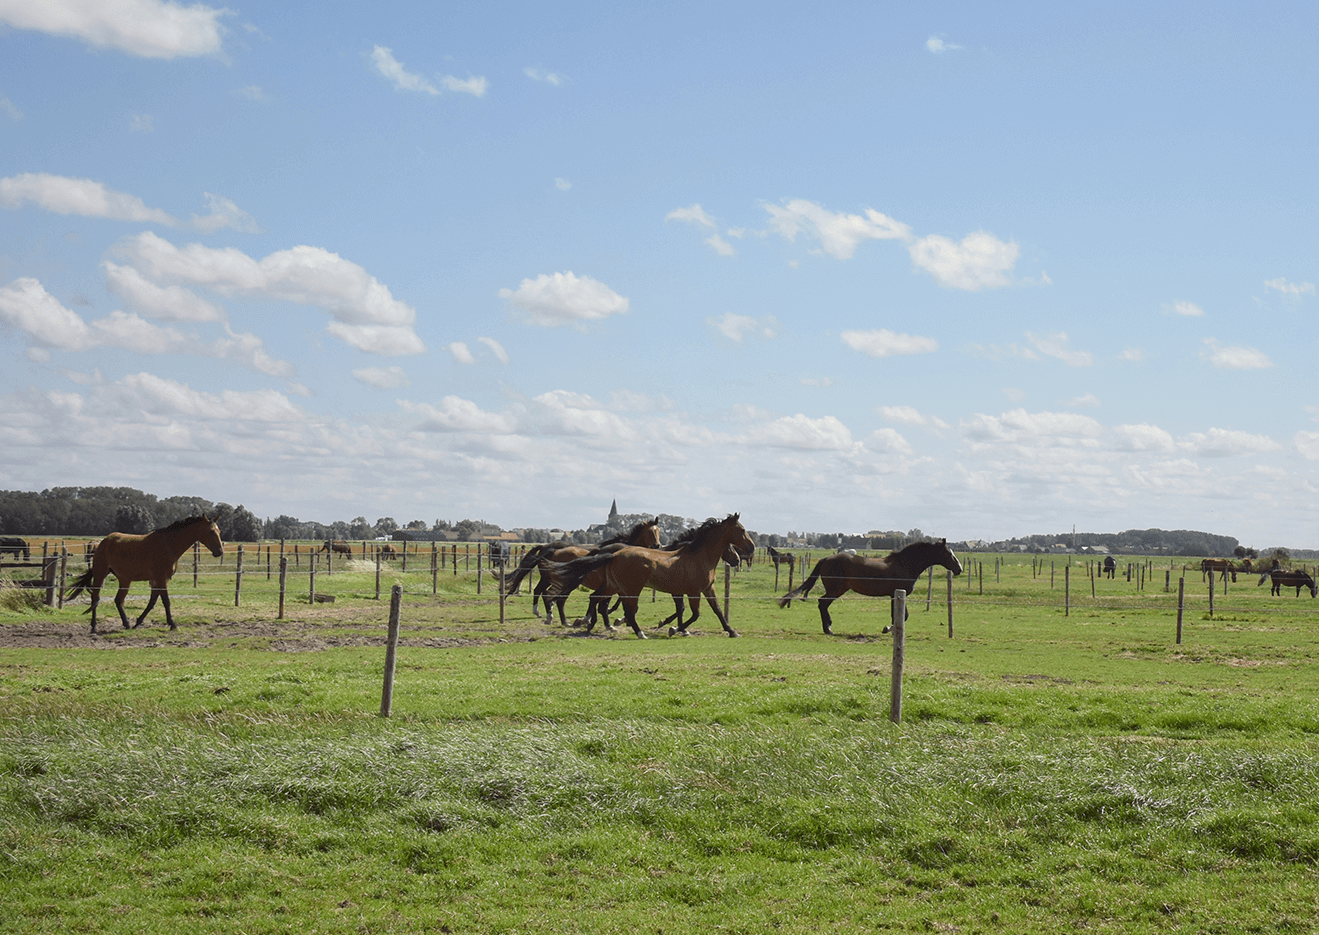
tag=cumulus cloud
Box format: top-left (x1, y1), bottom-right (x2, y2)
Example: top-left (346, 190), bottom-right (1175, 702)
top-left (352, 366), bottom-right (410, 390)
top-left (192, 192), bottom-right (260, 233)
top-left (765, 199), bottom-right (911, 259)
top-left (1167, 300), bottom-right (1204, 317)
top-left (668, 203), bottom-right (737, 256)
top-left (708, 313), bottom-right (777, 342)
top-left (741, 413), bottom-right (854, 451)
top-left (524, 67), bottom-right (564, 85)
top-left (841, 329), bottom-right (938, 358)
top-left (119, 231), bottom-right (425, 354)
top-left (1113, 423), bottom-right (1175, 452)
top-left (1202, 339), bottom-right (1272, 370)
top-left (477, 336), bottom-right (509, 363)
top-left (878, 405), bottom-right (927, 425)
top-left (103, 261), bottom-right (225, 322)
top-left (110, 372), bottom-right (306, 422)
top-left (498, 271), bottom-right (628, 327)
top-left (1178, 428), bottom-right (1281, 457)
top-left (866, 427), bottom-right (914, 454)
top-left (554, 178), bottom-right (571, 191)
top-left (926, 36), bottom-right (962, 53)
top-left (1065, 393), bottom-right (1101, 408)
top-left (962, 408), bottom-right (1103, 445)
top-left (1265, 277), bottom-right (1315, 296)
top-left (1027, 331), bottom-right (1093, 367)
top-left (0, 0), bottom-right (229, 59)
top-left (909, 230), bottom-right (1019, 290)
top-left (0, 173), bottom-right (175, 224)
top-left (447, 342), bottom-right (476, 364)
top-left (401, 396), bottom-right (518, 433)
top-left (370, 45), bottom-right (486, 97)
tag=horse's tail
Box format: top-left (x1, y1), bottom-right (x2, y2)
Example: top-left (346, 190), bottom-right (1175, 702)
top-left (778, 560), bottom-right (824, 608)
top-left (504, 545), bottom-right (548, 595)
top-left (541, 551), bottom-right (617, 598)
top-left (64, 569), bottom-right (95, 606)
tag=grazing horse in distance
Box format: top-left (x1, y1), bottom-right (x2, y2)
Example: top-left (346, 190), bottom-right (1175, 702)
top-left (546, 514), bottom-right (756, 638)
top-left (766, 545), bottom-right (796, 570)
top-left (378, 543), bottom-right (397, 560)
top-left (778, 539), bottom-right (963, 635)
top-left (1102, 555), bottom-right (1117, 579)
top-left (0, 537), bottom-right (29, 561)
top-left (322, 539), bottom-right (352, 556)
top-left (1201, 558), bottom-right (1237, 582)
top-left (64, 516), bottom-right (224, 633)
top-left (1261, 568), bottom-right (1317, 597)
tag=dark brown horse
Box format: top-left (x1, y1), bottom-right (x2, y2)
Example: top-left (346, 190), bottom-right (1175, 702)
top-left (778, 539), bottom-right (963, 635)
top-left (546, 514), bottom-right (755, 639)
top-left (506, 521), bottom-right (662, 626)
top-left (64, 515), bottom-right (224, 633)
top-left (379, 543), bottom-right (397, 560)
top-left (1102, 555), bottom-right (1116, 579)
top-left (652, 542), bottom-right (748, 632)
top-left (1201, 558), bottom-right (1237, 582)
top-left (0, 536), bottom-right (29, 560)
top-left (766, 545), bottom-right (795, 570)
top-left (1260, 569), bottom-right (1317, 597)
top-left (322, 539), bottom-right (352, 556)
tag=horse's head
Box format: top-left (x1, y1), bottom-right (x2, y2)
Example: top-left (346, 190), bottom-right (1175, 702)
top-left (726, 513), bottom-right (755, 556)
top-left (936, 538), bottom-right (963, 576)
top-left (639, 519), bottom-right (662, 549)
top-left (200, 516), bottom-right (224, 558)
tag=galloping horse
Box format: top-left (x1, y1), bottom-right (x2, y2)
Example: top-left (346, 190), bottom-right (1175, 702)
top-left (652, 541), bottom-right (749, 633)
top-left (64, 515), bottom-right (224, 633)
top-left (1201, 558), bottom-right (1237, 582)
top-left (778, 539), bottom-right (963, 635)
top-left (1260, 568), bottom-right (1317, 597)
top-left (0, 536), bottom-right (29, 560)
top-left (322, 539), bottom-right (352, 556)
top-left (546, 514), bottom-right (755, 638)
top-left (506, 521), bottom-right (662, 626)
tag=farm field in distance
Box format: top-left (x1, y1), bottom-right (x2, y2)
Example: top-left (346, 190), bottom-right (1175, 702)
top-left (3, 545), bottom-right (1319, 933)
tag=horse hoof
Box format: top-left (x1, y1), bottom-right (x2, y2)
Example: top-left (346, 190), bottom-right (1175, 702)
top-left (822, 626), bottom-right (832, 636)
top-left (635, 630), bottom-right (648, 640)
top-left (881, 625), bottom-right (892, 634)
top-left (727, 630), bottom-right (739, 638)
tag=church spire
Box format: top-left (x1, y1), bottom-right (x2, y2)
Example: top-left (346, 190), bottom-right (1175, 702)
top-left (608, 499), bottom-right (619, 521)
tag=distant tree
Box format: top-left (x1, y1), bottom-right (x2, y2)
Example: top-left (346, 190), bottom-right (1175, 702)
top-left (406, 519), bottom-right (428, 531)
top-left (453, 519), bottom-right (480, 541)
top-left (375, 517), bottom-right (398, 536)
top-left (521, 528), bottom-right (551, 543)
top-left (114, 504), bottom-right (155, 534)
top-left (225, 505), bottom-right (262, 542)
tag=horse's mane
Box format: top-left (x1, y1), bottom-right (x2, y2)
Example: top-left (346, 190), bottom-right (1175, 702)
top-left (884, 539), bottom-right (946, 564)
top-left (599, 519), bottom-right (657, 547)
top-left (669, 514), bottom-right (739, 553)
top-left (155, 514), bottom-right (212, 533)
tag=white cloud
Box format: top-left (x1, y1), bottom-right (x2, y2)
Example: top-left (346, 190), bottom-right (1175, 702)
top-left (103, 261), bottom-right (225, 322)
top-left (1113, 423), bottom-right (1175, 452)
top-left (1202, 339), bottom-right (1272, 370)
top-left (909, 230), bottom-right (1018, 290)
top-left (192, 192), bottom-right (260, 233)
top-left (765, 199), bottom-right (911, 259)
top-left (0, 0), bottom-right (229, 58)
top-left (352, 366), bottom-right (410, 390)
top-left (524, 67), bottom-right (564, 85)
top-left (0, 94), bottom-right (22, 119)
top-left (1119, 347), bottom-right (1145, 361)
top-left (447, 342), bottom-right (476, 365)
top-left (0, 173), bottom-right (175, 224)
top-left (111, 372), bottom-right (306, 422)
top-left (666, 204), bottom-right (716, 228)
top-left (1295, 431), bottom-right (1319, 461)
top-left (841, 328), bottom-right (938, 358)
top-left (708, 313), bottom-right (777, 342)
top-left (705, 232), bottom-right (737, 256)
top-left (234, 84), bottom-right (264, 101)
top-left (498, 271), bottom-right (629, 327)
top-left (401, 396), bottom-right (518, 433)
top-left (1002, 387), bottom-right (1026, 402)
top-left (742, 413), bottom-right (854, 451)
top-left (1027, 331), bottom-right (1093, 367)
top-left (439, 75), bottom-right (487, 96)
top-left (477, 336), bottom-right (509, 363)
top-left (1179, 428), bottom-right (1281, 457)
top-left (800, 376), bottom-right (832, 387)
top-left (1167, 300), bottom-right (1204, 317)
top-left (962, 408), bottom-right (1102, 445)
top-left (119, 231), bottom-right (425, 354)
top-left (1065, 393), bottom-right (1101, 408)
top-left (554, 178), bottom-right (572, 191)
top-left (866, 427), bottom-right (913, 455)
top-left (130, 113), bottom-right (154, 132)
top-left (371, 45), bottom-right (440, 94)
top-left (0, 278), bottom-right (97, 350)
top-left (1265, 277), bottom-right (1315, 296)
top-left (926, 36), bottom-right (962, 53)
top-left (879, 405), bottom-right (926, 425)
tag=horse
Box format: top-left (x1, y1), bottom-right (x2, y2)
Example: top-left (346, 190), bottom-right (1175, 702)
top-left (64, 515), bottom-right (224, 633)
top-left (379, 543), bottom-right (397, 560)
top-left (652, 541), bottom-right (749, 633)
top-left (778, 539), bottom-right (963, 635)
top-left (545, 514), bottom-right (756, 638)
top-left (1201, 558), bottom-right (1237, 583)
top-left (505, 521), bottom-right (662, 627)
top-left (1102, 555), bottom-right (1116, 579)
top-left (322, 539), bottom-right (352, 556)
top-left (766, 545), bottom-right (795, 570)
top-left (1261, 569), bottom-right (1317, 597)
top-left (0, 537), bottom-right (29, 561)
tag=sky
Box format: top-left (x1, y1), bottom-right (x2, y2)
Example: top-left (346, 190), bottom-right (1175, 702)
top-left (0, 1), bottom-right (1317, 548)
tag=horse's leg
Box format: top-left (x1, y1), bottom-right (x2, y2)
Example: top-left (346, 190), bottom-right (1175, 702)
top-left (113, 583), bottom-right (133, 629)
top-left (158, 586), bottom-right (175, 630)
top-left (620, 595), bottom-right (646, 639)
top-left (677, 589), bottom-right (736, 638)
top-left (134, 589), bottom-right (160, 628)
top-left (818, 597), bottom-right (835, 634)
top-left (88, 582), bottom-right (102, 634)
top-left (656, 596), bottom-right (684, 630)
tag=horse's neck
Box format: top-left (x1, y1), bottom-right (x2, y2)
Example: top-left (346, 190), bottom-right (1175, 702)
top-left (160, 524), bottom-right (205, 560)
top-left (895, 546), bottom-right (939, 578)
top-left (689, 525), bottom-right (735, 568)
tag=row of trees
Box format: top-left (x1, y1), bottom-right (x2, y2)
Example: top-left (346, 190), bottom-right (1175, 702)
top-left (0, 487), bottom-right (262, 541)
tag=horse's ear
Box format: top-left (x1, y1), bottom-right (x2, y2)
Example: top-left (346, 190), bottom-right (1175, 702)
top-left (940, 538), bottom-right (946, 545)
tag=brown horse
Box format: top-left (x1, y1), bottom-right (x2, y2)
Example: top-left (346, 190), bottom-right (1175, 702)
top-left (766, 545), bottom-right (795, 570)
top-left (507, 521), bottom-right (663, 627)
top-left (322, 539), bottom-right (352, 556)
top-left (1201, 558), bottom-right (1237, 582)
top-left (547, 514), bottom-right (755, 639)
top-left (652, 541), bottom-right (749, 632)
top-left (778, 539), bottom-right (963, 635)
top-left (1260, 568), bottom-right (1317, 597)
top-left (379, 543), bottom-right (397, 560)
top-left (64, 515), bottom-right (224, 633)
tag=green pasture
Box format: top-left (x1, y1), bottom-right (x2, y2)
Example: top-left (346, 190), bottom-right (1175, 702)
top-left (3, 549), bottom-right (1319, 933)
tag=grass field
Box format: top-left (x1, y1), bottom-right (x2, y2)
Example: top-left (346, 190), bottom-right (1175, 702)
top-left (3, 547), bottom-right (1319, 933)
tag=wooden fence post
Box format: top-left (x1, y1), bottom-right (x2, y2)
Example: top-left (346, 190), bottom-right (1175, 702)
top-left (57, 551), bottom-right (68, 609)
top-left (43, 555), bottom-right (58, 607)
top-left (432, 543), bottom-right (438, 595)
top-left (193, 541), bottom-right (199, 587)
top-left (1065, 564), bottom-right (1070, 617)
top-left (1208, 572), bottom-right (1214, 618)
top-left (380, 584), bottom-right (402, 717)
top-left (925, 566), bottom-right (933, 611)
top-left (724, 562), bottom-right (732, 622)
top-left (375, 550), bottom-right (382, 600)
top-left (234, 544), bottom-right (244, 607)
top-left (946, 570), bottom-right (954, 638)
top-left (278, 556), bottom-right (287, 620)
top-left (309, 552), bottom-right (316, 604)
top-left (1176, 576), bottom-right (1185, 643)
top-left (890, 589), bottom-right (906, 724)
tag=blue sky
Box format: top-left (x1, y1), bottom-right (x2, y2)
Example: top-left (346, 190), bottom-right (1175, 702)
top-left (1, 1), bottom-right (1317, 547)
